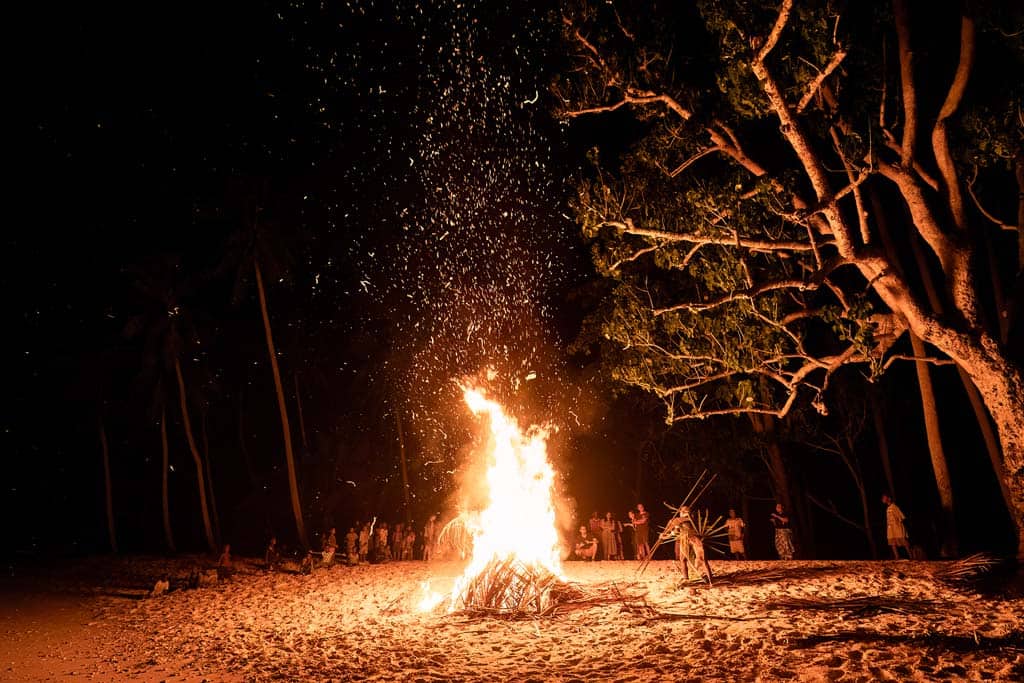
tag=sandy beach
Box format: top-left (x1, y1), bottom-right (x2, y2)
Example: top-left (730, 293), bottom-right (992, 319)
top-left (2, 556), bottom-right (1022, 682)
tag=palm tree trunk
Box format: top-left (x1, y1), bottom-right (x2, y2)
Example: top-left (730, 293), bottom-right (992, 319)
top-left (98, 417), bottom-right (117, 553)
top-left (160, 406), bottom-right (175, 552)
top-left (254, 257), bottom-right (309, 548)
top-left (200, 407), bottom-right (222, 547)
top-left (174, 357), bottom-right (217, 553)
top-left (394, 403), bottom-right (411, 525)
top-left (294, 371), bottom-right (309, 453)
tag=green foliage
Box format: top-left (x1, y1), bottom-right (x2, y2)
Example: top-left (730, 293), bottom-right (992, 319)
top-left (561, 0), bottom-right (1022, 423)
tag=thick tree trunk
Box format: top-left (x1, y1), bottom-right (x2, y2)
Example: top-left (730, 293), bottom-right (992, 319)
top-left (938, 336), bottom-right (1024, 560)
top-left (174, 358), bottom-right (217, 553)
top-left (904, 225), bottom-right (1016, 549)
top-left (909, 333), bottom-right (958, 557)
top-left (750, 414), bottom-right (801, 554)
top-left (870, 189), bottom-right (959, 556)
top-left (1017, 152), bottom-right (1024, 278)
top-left (98, 417), bottom-right (117, 553)
top-left (160, 406), bottom-right (175, 553)
top-left (254, 257), bottom-right (309, 549)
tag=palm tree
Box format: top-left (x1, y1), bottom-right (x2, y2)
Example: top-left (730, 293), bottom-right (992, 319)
top-left (220, 189), bottom-right (309, 548)
top-left (159, 402), bottom-right (175, 552)
top-left (98, 413), bottom-right (118, 553)
top-left (123, 256), bottom-right (217, 553)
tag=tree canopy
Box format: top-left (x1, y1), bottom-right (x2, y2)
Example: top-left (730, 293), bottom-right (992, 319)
top-left (557, 0), bottom-right (1024, 554)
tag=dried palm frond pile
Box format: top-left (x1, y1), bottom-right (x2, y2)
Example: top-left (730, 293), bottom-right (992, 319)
top-left (932, 553), bottom-right (1000, 585)
top-left (446, 556), bottom-right (644, 619)
top-left (765, 595), bottom-right (937, 616)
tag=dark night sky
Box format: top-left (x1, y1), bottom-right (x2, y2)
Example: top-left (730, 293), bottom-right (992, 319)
top-left (8, 0), bottom-right (612, 555)
top-left (7, 1), bottom-right (1017, 559)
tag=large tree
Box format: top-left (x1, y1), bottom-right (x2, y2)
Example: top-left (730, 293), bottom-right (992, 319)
top-left (557, 0), bottom-right (1024, 555)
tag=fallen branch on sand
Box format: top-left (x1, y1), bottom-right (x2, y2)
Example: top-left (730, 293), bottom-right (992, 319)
top-left (765, 595), bottom-right (937, 616)
top-left (711, 564), bottom-right (842, 586)
top-left (931, 553), bottom-right (1000, 585)
top-left (618, 599), bottom-right (764, 623)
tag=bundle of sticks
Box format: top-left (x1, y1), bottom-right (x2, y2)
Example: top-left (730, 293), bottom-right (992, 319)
top-left (447, 557), bottom-right (645, 619)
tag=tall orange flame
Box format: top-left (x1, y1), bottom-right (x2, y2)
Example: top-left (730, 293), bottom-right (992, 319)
top-left (447, 386), bottom-right (562, 610)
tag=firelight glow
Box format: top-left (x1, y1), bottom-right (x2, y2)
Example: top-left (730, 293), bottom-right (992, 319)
top-left (431, 385), bottom-right (561, 612)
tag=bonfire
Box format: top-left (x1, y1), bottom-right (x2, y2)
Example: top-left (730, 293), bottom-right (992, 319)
top-left (443, 386), bottom-right (567, 614)
top-left (417, 384), bottom-right (645, 618)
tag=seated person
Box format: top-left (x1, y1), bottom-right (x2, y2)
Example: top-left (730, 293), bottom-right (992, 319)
top-left (216, 543), bottom-right (233, 578)
top-left (299, 550), bottom-right (315, 575)
top-left (322, 528), bottom-right (338, 566)
top-left (574, 526), bottom-right (598, 561)
top-left (217, 543), bottom-right (232, 568)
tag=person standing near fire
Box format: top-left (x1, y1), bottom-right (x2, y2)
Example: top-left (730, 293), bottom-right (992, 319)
top-left (376, 522), bottom-right (390, 562)
top-left (882, 494), bottom-right (911, 559)
top-left (423, 514), bottom-right (438, 561)
top-left (358, 522), bottom-right (370, 563)
top-left (601, 512), bottom-right (619, 560)
top-left (634, 503), bottom-right (651, 560)
top-left (669, 506), bottom-right (713, 585)
top-left (345, 527), bottom-right (358, 565)
top-left (588, 511), bottom-right (603, 557)
top-left (770, 503), bottom-right (795, 560)
top-left (725, 508), bottom-right (747, 560)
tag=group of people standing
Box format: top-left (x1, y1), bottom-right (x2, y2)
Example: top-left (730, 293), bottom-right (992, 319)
top-left (257, 492), bottom-right (913, 573)
top-left (768, 494), bottom-right (914, 562)
top-left (574, 504), bottom-right (652, 561)
top-left (263, 513), bottom-right (444, 571)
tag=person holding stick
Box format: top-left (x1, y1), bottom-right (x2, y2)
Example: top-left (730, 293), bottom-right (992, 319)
top-left (669, 505), bottom-right (713, 586)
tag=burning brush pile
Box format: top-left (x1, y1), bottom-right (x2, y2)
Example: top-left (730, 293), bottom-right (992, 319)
top-left (421, 386), bottom-right (634, 618)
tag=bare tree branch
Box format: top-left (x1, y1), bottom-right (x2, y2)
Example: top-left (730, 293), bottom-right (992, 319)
top-left (756, 0), bottom-right (794, 64)
top-left (653, 279), bottom-right (811, 316)
top-left (931, 14), bottom-right (976, 233)
top-left (669, 146), bottom-right (722, 178)
top-left (893, 0), bottom-right (918, 167)
top-left (881, 354), bottom-right (957, 371)
top-left (967, 176), bottom-right (1018, 232)
top-left (598, 218), bottom-right (821, 253)
top-left (798, 49), bottom-right (848, 113)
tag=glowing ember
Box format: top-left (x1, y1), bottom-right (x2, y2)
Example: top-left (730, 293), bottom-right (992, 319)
top-left (442, 385), bottom-right (562, 612)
